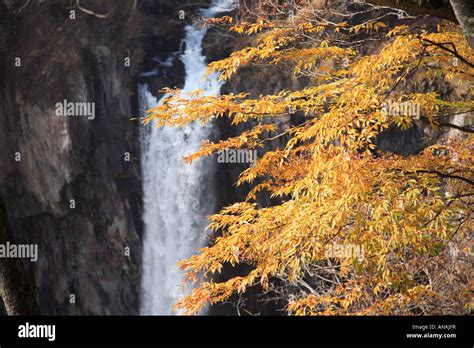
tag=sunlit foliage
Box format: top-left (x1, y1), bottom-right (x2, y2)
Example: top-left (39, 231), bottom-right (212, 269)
top-left (144, 1), bottom-right (473, 315)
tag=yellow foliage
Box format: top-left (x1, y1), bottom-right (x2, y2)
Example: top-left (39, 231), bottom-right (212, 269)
top-left (144, 3), bottom-right (474, 315)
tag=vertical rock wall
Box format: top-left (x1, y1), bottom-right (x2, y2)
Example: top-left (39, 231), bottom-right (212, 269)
top-left (0, 0), bottom-right (194, 315)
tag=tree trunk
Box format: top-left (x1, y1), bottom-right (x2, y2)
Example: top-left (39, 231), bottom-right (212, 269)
top-left (0, 198), bottom-right (41, 315)
top-left (449, 0), bottom-right (474, 49)
top-left (365, 0), bottom-right (474, 50)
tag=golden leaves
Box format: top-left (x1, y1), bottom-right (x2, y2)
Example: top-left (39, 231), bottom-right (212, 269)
top-left (144, 5), bottom-right (474, 315)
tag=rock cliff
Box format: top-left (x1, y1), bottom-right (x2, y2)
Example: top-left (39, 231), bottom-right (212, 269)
top-left (0, 0), bottom-right (201, 315)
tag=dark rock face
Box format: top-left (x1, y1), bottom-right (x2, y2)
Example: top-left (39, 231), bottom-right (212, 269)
top-left (0, 0), bottom-right (195, 315)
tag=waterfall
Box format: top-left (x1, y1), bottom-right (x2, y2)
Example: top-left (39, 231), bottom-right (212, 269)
top-left (139, 0), bottom-right (236, 315)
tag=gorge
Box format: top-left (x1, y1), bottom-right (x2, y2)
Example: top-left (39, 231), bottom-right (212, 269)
top-left (0, 0), bottom-right (471, 317)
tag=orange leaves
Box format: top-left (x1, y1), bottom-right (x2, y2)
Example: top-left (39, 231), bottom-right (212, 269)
top-left (183, 124), bottom-right (275, 164)
top-left (227, 17), bottom-right (272, 35)
top-left (206, 28), bottom-right (300, 81)
top-left (387, 25), bottom-right (410, 38)
top-left (203, 15), bottom-right (233, 27)
top-left (144, 3), bottom-right (474, 316)
top-left (350, 20), bottom-right (387, 35)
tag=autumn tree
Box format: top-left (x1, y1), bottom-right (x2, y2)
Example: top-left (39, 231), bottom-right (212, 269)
top-left (145, 0), bottom-right (473, 315)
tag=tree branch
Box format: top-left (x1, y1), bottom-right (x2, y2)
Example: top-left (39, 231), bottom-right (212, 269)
top-left (439, 122), bottom-right (474, 133)
top-left (65, 0), bottom-right (110, 19)
top-left (364, 0), bottom-right (458, 22)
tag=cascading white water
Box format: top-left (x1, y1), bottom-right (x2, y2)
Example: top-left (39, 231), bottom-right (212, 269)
top-left (139, 0), bottom-right (236, 315)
